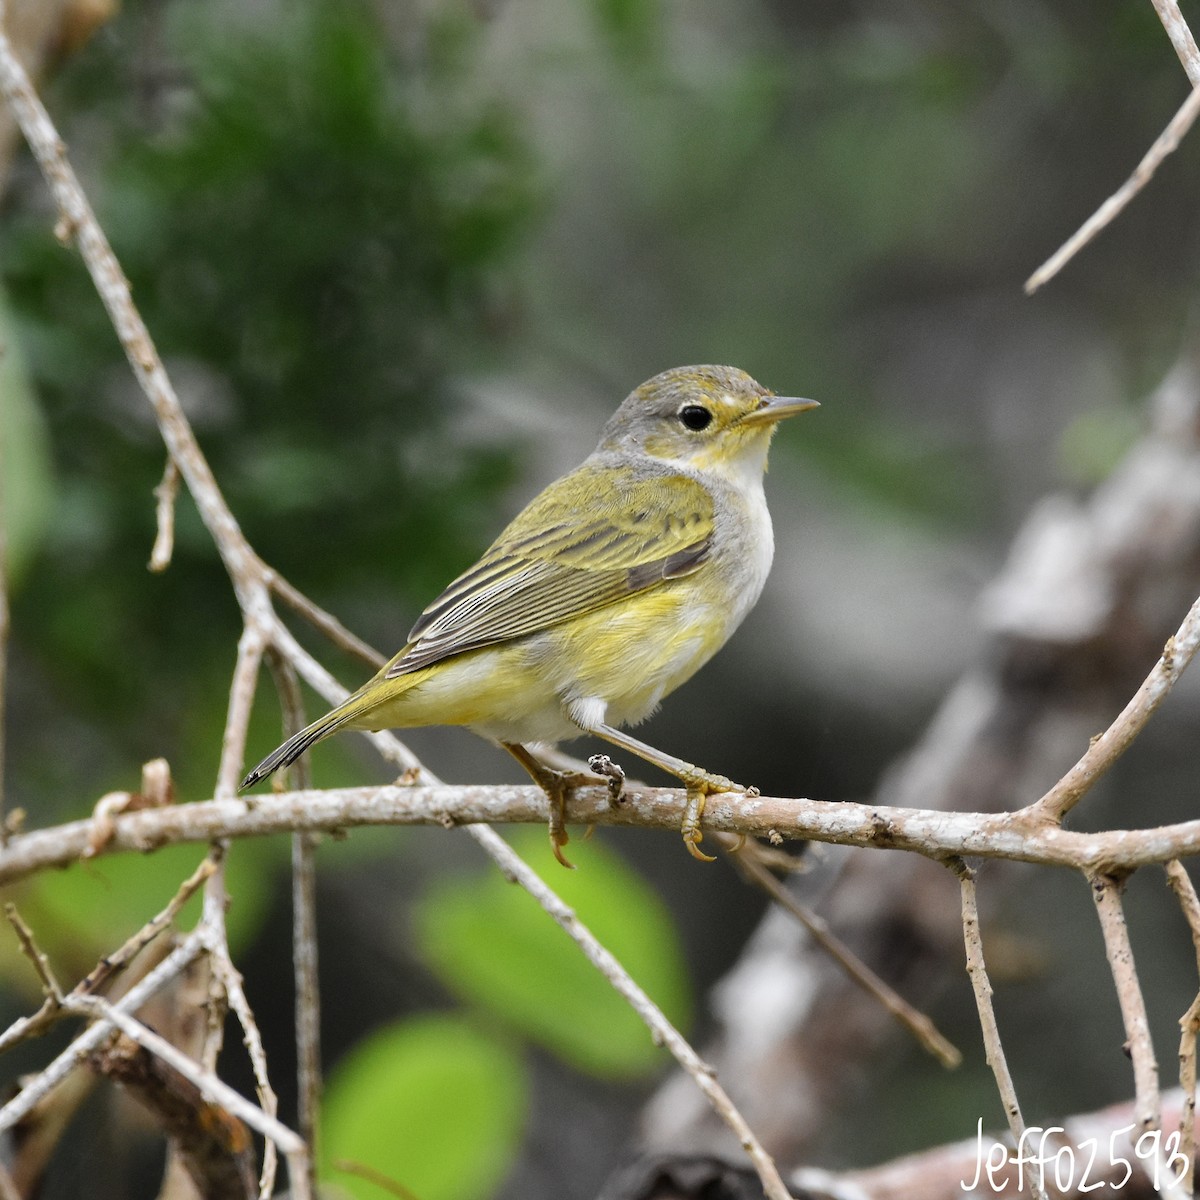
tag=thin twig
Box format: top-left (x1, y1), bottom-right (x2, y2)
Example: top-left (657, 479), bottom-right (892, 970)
top-left (1165, 859), bottom-right (1200, 1181)
top-left (947, 858), bottom-right (1046, 1200)
top-left (1088, 872), bottom-right (1192, 1200)
top-left (266, 647), bottom-right (321, 1191)
top-left (72, 993), bottom-right (304, 1155)
top-left (78, 849), bottom-right (219, 999)
top-left (1151, 0), bottom-right (1200, 85)
top-left (4, 902), bottom-right (63, 1001)
top-left (266, 567), bottom-right (385, 670)
top-left (219, 624), bottom-right (267, 801)
top-left (1027, 594), bottom-right (1200, 822)
top-left (0, 933), bottom-right (205, 1132)
top-left (1025, 83), bottom-right (1200, 293)
top-left (209, 946), bottom-right (281, 1200)
top-left (731, 847), bottom-right (961, 1068)
top-left (1089, 873), bottom-right (1161, 1133)
top-left (148, 455), bottom-right (180, 573)
top-left (465, 822), bottom-right (795, 1200)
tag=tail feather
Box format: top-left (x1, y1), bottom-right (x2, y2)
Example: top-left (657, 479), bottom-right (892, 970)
top-left (240, 708), bottom-right (356, 790)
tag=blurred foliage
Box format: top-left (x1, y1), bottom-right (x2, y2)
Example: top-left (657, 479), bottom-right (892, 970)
top-left (0, 290), bottom-right (54, 583)
top-left (414, 827), bottom-right (691, 1079)
top-left (321, 1013), bottom-right (527, 1200)
top-left (3, 0), bottom-right (532, 808)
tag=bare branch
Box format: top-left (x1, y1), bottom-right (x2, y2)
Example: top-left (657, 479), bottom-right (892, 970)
top-left (265, 647), bottom-right (321, 1193)
top-left (91, 1030), bottom-right (257, 1200)
top-left (4, 902), bottom-right (63, 1001)
top-left (266, 567), bottom-right (386, 671)
top-left (792, 1088), bottom-right (1198, 1200)
top-left (1165, 860), bottom-right (1200, 1181)
top-left (72, 993), bottom-right (311, 1198)
top-left (1151, 0), bottom-right (1200, 85)
top-left (465, 822), bottom-right (796, 1200)
top-left (730, 846), bottom-right (961, 1068)
top-left (208, 947), bottom-right (280, 1200)
top-left (1089, 874), bottom-right (1161, 1133)
top-left (1025, 83), bottom-right (1200, 293)
top-left (12, 780), bottom-right (1200, 887)
top-left (948, 858), bottom-right (1045, 1200)
top-left (1028, 594), bottom-right (1200, 823)
top-left (0, 933), bottom-right (204, 1131)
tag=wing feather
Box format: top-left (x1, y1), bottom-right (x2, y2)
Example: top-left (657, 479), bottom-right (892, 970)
top-left (388, 465), bottom-right (713, 677)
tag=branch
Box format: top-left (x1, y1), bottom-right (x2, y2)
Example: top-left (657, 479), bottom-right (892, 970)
top-left (790, 1089), bottom-right (1197, 1200)
top-left (1025, 82), bottom-right (1200, 293)
top-left (948, 859), bottom-right (1045, 1200)
top-left (9, 781), bottom-right (1200, 886)
top-left (0, 933), bottom-right (205, 1131)
top-left (731, 846), bottom-right (960, 1068)
top-left (1028, 592), bottom-right (1200, 822)
top-left (466, 823), bottom-right (795, 1200)
top-left (1088, 876), bottom-right (1164, 1135)
top-left (1165, 860), bottom-right (1200, 1183)
top-left (1151, 0), bottom-right (1200, 86)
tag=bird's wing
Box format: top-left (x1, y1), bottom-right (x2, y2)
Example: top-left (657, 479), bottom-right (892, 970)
top-left (386, 465), bottom-right (713, 676)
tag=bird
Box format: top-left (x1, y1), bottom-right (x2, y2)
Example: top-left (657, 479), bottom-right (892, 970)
top-left (242, 364), bottom-right (817, 865)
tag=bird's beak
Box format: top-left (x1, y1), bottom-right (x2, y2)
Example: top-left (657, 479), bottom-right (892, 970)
top-left (739, 395), bottom-right (820, 426)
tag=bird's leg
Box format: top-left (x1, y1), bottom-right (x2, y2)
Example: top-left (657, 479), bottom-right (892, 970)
top-left (502, 742), bottom-right (598, 869)
top-left (588, 723), bottom-right (756, 861)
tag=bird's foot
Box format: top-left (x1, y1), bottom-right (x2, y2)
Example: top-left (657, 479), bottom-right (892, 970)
top-left (537, 767), bottom-right (599, 869)
top-left (678, 770), bottom-right (757, 862)
top-left (533, 765), bottom-right (609, 870)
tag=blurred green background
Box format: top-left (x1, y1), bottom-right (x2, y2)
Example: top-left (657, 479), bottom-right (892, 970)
top-left (4, 0), bottom-right (1200, 1197)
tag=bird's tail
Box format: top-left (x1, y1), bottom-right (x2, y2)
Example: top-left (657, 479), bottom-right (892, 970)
top-left (240, 698), bottom-right (363, 790)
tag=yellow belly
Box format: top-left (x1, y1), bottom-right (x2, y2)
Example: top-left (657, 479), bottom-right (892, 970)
top-left (343, 583), bottom-right (730, 744)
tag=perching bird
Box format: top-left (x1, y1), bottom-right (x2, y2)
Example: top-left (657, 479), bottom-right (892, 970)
top-left (242, 364), bottom-right (817, 865)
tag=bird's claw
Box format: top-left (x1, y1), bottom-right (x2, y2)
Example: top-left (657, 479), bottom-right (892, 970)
top-left (678, 772), bottom-right (753, 862)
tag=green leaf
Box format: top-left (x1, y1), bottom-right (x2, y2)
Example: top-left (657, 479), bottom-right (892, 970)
top-left (0, 292), bottom-right (55, 583)
top-left (413, 828), bottom-right (692, 1078)
top-left (321, 1014), bottom-right (527, 1200)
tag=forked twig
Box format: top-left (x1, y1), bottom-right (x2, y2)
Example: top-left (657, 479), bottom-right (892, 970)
top-left (1088, 871), bottom-right (1192, 1200)
top-left (0, 933), bottom-right (205, 1131)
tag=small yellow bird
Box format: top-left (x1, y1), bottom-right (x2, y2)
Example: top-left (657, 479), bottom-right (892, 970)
top-left (242, 365), bottom-right (817, 864)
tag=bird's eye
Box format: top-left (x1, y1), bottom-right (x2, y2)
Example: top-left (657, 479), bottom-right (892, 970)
top-left (679, 405), bottom-right (713, 431)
